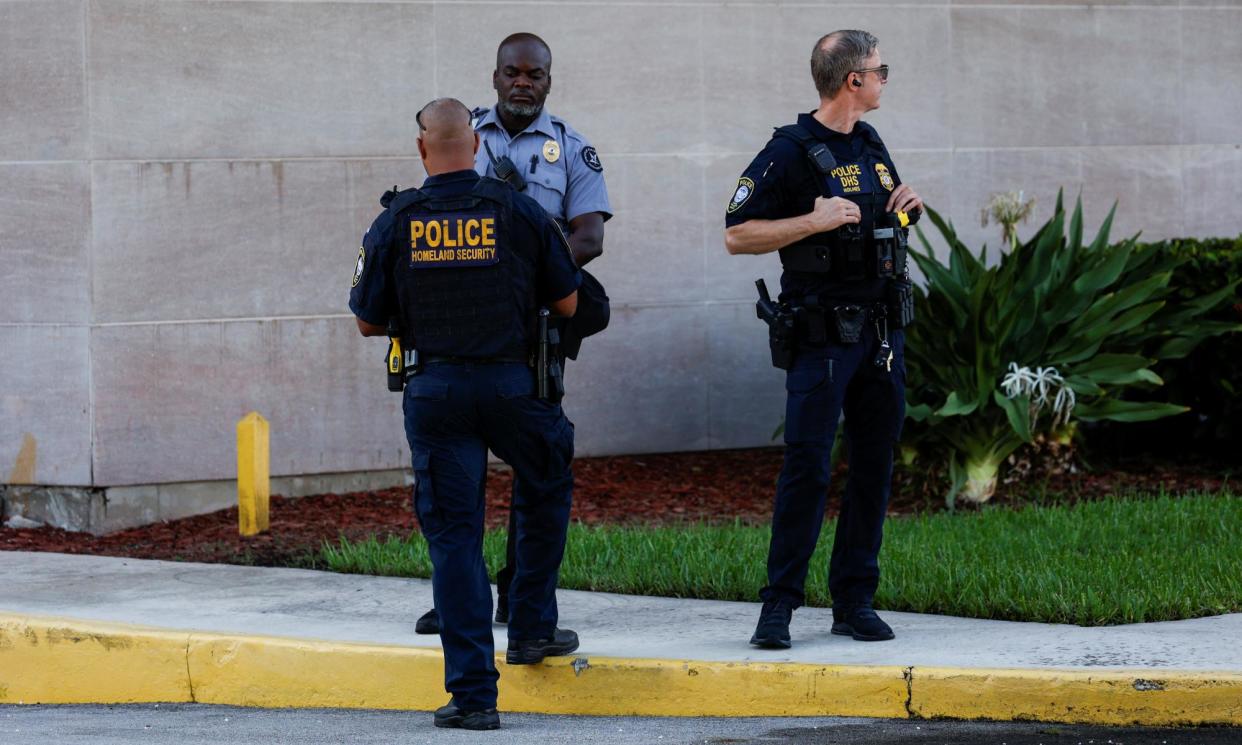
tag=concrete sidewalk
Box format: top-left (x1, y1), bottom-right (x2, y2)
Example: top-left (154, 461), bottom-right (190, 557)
top-left (1, 551), bottom-right (1239, 725)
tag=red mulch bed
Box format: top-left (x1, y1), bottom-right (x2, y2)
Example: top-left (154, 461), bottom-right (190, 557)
top-left (1, 448), bottom-right (1232, 568)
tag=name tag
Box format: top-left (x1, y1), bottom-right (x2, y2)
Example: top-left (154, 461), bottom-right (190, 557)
top-left (409, 212), bottom-right (501, 268)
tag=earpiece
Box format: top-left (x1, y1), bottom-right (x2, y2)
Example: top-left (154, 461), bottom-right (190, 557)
top-left (851, 78), bottom-right (862, 88)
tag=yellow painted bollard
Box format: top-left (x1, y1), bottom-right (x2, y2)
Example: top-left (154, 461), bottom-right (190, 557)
top-left (237, 412), bottom-right (270, 536)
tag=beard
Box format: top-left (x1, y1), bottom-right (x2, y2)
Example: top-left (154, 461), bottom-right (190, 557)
top-left (498, 99), bottom-right (543, 119)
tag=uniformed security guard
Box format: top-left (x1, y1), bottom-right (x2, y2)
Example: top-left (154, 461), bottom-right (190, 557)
top-left (416, 31), bottom-right (611, 637)
top-left (350, 98), bottom-right (582, 730)
top-left (724, 31), bottom-right (924, 649)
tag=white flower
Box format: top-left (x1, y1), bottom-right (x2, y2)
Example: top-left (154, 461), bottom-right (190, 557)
top-left (1002, 362), bottom-right (1076, 429)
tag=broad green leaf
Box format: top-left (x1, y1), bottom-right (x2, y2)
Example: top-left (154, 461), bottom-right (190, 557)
top-left (1071, 353), bottom-right (1153, 376)
top-left (936, 391), bottom-right (980, 417)
top-left (906, 402), bottom-right (934, 422)
top-left (1074, 399), bottom-right (1189, 423)
top-left (1063, 375), bottom-right (1104, 397)
top-left (1108, 300), bottom-right (1165, 335)
top-left (1069, 194), bottom-right (1084, 250)
top-left (1071, 273), bottom-right (1171, 331)
top-left (993, 391), bottom-right (1033, 443)
top-left (1072, 235), bottom-right (1131, 296)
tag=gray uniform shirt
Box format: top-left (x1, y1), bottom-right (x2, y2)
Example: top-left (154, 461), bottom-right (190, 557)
top-left (473, 106), bottom-right (612, 231)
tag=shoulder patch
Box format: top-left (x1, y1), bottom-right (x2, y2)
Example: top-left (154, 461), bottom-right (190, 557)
top-left (581, 146), bottom-right (603, 172)
top-left (726, 177), bottom-right (755, 214)
top-left (351, 246), bottom-right (365, 287)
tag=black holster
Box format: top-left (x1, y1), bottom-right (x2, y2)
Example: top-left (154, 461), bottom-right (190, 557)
top-left (536, 309), bottom-right (565, 403)
top-left (755, 279), bottom-right (795, 370)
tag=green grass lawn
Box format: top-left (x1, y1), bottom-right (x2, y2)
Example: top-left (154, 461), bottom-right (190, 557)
top-left (321, 490), bottom-right (1242, 626)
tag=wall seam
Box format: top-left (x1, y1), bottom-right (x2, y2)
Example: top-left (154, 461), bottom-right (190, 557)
top-left (82, 0), bottom-right (97, 487)
top-left (7, 144), bottom-right (1226, 168)
top-left (1176, 6), bottom-right (1187, 238)
top-left (946, 0), bottom-right (955, 223)
top-left (697, 4), bottom-right (714, 450)
top-left (431, 0), bottom-right (439, 96)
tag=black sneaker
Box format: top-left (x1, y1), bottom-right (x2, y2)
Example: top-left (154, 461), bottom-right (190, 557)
top-left (495, 593), bottom-right (509, 624)
top-left (414, 608), bottom-right (440, 635)
top-left (433, 701), bottom-right (500, 730)
top-left (506, 628), bottom-right (579, 665)
top-left (831, 606), bottom-right (895, 642)
top-left (749, 598), bottom-right (795, 649)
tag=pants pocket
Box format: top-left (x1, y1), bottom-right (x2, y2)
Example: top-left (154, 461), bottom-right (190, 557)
top-left (541, 416), bottom-right (575, 482)
top-left (410, 450), bottom-right (436, 523)
top-left (784, 360), bottom-right (837, 444)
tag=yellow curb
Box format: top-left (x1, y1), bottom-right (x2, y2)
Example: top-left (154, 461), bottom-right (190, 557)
top-left (3, 613), bottom-right (1241, 725)
top-left (187, 632), bottom-right (908, 717)
top-left (910, 666), bottom-right (1242, 726)
top-left (0, 615), bottom-right (192, 704)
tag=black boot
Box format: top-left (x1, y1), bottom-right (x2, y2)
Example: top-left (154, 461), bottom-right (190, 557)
top-left (494, 592), bottom-right (509, 624)
top-left (749, 598), bottom-right (795, 649)
top-left (433, 701), bottom-right (500, 730)
top-left (414, 607), bottom-right (440, 635)
top-left (831, 605), bottom-right (895, 642)
top-left (506, 628), bottom-right (579, 665)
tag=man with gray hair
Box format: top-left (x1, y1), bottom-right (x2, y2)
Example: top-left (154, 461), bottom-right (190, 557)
top-left (724, 30), bottom-right (923, 649)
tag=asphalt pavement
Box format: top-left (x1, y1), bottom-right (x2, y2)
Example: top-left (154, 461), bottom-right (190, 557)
top-left (3, 705), bottom-right (1239, 745)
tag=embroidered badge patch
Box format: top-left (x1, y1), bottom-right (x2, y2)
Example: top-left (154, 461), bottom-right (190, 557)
top-left (582, 146), bottom-right (603, 172)
top-left (875, 163), bottom-right (895, 191)
top-left (727, 177), bottom-right (755, 214)
top-left (351, 246), bottom-right (365, 287)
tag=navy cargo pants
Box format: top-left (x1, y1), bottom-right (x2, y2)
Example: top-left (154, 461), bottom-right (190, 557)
top-left (403, 361), bottom-right (574, 711)
top-left (762, 323), bottom-right (905, 611)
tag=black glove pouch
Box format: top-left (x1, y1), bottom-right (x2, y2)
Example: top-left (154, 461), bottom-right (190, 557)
top-left (832, 305), bottom-right (866, 344)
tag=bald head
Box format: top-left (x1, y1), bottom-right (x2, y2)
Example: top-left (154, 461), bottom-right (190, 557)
top-left (497, 32), bottom-right (551, 68)
top-left (416, 98), bottom-right (479, 175)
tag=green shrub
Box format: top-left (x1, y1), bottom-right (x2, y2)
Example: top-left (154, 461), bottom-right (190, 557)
top-left (904, 193), bottom-right (1239, 506)
top-left (1084, 237), bottom-right (1242, 457)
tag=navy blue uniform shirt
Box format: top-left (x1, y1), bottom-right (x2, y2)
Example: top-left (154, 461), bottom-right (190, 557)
top-left (349, 169), bottom-right (581, 338)
top-left (725, 113), bottom-right (904, 304)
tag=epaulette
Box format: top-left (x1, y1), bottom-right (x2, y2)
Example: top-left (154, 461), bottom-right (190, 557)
top-left (470, 106), bottom-right (490, 128)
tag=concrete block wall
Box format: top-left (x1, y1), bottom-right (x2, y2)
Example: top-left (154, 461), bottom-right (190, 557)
top-left (2, 1), bottom-right (1240, 525)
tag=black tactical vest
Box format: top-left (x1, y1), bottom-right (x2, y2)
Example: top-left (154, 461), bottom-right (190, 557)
top-left (774, 123), bottom-right (906, 281)
top-left (388, 178), bottom-right (531, 359)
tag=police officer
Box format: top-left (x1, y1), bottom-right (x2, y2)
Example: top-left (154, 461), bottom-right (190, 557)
top-left (415, 31), bottom-right (611, 636)
top-left (724, 31), bottom-right (923, 648)
top-left (350, 98), bottom-right (582, 730)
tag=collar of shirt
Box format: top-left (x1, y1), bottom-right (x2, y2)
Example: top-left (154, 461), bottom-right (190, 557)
top-left (477, 106), bottom-right (557, 141)
top-left (797, 111), bottom-right (854, 141)
top-left (421, 169), bottom-right (480, 193)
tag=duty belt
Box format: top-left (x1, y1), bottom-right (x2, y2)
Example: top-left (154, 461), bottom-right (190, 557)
top-left (422, 355), bottom-right (528, 366)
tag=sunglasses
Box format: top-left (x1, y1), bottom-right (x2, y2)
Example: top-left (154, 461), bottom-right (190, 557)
top-left (853, 64), bottom-right (890, 82)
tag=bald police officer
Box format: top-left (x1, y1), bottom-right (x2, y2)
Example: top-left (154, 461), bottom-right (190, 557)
top-left (416, 31), bottom-right (611, 636)
top-left (725, 31), bottom-right (923, 649)
top-left (351, 99), bottom-right (582, 730)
